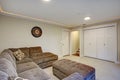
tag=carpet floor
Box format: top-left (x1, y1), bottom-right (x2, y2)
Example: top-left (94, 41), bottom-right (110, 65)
top-left (43, 56), bottom-right (120, 80)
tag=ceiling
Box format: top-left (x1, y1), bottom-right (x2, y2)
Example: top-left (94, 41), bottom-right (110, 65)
top-left (0, 0), bottom-right (120, 28)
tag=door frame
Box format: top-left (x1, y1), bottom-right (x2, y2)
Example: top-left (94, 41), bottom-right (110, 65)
top-left (70, 28), bottom-right (84, 57)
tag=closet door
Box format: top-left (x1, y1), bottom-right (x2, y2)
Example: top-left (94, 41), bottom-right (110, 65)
top-left (84, 26), bottom-right (117, 62)
top-left (96, 28), bottom-right (105, 59)
top-left (84, 29), bottom-right (96, 57)
top-left (104, 26), bottom-right (117, 61)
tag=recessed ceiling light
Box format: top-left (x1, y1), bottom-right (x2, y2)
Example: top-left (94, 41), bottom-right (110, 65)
top-left (84, 17), bottom-right (91, 21)
top-left (43, 0), bottom-right (51, 2)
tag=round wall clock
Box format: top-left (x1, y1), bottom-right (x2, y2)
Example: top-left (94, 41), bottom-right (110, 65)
top-left (31, 26), bottom-right (42, 38)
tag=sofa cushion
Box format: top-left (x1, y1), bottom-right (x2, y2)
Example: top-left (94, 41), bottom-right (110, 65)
top-left (10, 47), bottom-right (29, 58)
top-left (38, 60), bottom-right (56, 69)
top-left (19, 48), bottom-right (29, 58)
top-left (30, 53), bottom-right (43, 59)
top-left (17, 62), bottom-right (38, 73)
top-left (0, 49), bottom-right (16, 69)
top-left (32, 58), bottom-right (43, 64)
top-left (13, 49), bottom-right (25, 61)
top-left (29, 46), bottom-right (43, 58)
top-left (18, 68), bottom-right (51, 80)
top-left (31, 52), bottom-right (58, 64)
top-left (42, 53), bottom-right (58, 62)
top-left (16, 58), bottom-right (33, 64)
top-left (0, 71), bottom-right (9, 80)
top-left (0, 58), bottom-right (18, 77)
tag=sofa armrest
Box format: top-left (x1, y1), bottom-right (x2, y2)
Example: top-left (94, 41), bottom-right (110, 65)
top-left (63, 72), bottom-right (84, 80)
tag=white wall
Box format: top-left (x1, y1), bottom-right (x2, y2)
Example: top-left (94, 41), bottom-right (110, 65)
top-left (70, 31), bottom-right (80, 54)
top-left (0, 14), bottom-right (65, 56)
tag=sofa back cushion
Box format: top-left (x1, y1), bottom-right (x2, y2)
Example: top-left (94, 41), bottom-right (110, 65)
top-left (19, 48), bottom-right (29, 58)
top-left (10, 47), bottom-right (29, 58)
top-left (0, 58), bottom-right (18, 77)
top-left (0, 49), bottom-right (16, 69)
top-left (29, 46), bottom-right (43, 57)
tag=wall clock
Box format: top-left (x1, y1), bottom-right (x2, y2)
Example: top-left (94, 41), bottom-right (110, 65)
top-left (31, 26), bottom-right (42, 38)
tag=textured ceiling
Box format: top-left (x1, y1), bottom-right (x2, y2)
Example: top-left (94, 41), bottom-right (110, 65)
top-left (0, 0), bottom-right (120, 27)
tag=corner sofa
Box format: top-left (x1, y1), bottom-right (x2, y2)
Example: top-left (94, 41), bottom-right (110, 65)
top-left (0, 46), bottom-right (58, 80)
top-left (0, 49), bottom-right (52, 80)
top-left (10, 46), bottom-right (58, 69)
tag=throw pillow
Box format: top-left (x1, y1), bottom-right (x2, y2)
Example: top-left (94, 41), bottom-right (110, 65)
top-left (9, 76), bottom-right (29, 80)
top-left (13, 49), bottom-right (25, 61)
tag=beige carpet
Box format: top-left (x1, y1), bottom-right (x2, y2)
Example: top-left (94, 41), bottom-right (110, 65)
top-left (44, 56), bottom-right (120, 80)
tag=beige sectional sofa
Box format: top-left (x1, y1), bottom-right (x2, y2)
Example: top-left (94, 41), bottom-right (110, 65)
top-left (10, 46), bottom-right (58, 69)
top-left (0, 46), bottom-right (58, 80)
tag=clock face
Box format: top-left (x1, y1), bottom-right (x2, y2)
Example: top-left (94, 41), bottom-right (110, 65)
top-left (31, 26), bottom-right (42, 38)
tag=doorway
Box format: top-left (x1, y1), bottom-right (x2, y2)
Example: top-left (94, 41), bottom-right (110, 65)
top-left (70, 31), bottom-right (80, 56)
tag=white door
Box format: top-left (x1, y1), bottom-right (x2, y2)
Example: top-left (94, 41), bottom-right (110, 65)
top-left (96, 28), bottom-right (105, 59)
top-left (62, 31), bottom-right (70, 56)
top-left (84, 29), bottom-right (96, 57)
top-left (84, 26), bottom-right (117, 62)
top-left (104, 26), bottom-right (117, 61)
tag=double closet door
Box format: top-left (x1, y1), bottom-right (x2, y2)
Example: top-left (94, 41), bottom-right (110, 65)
top-left (84, 26), bottom-right (117, 62)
